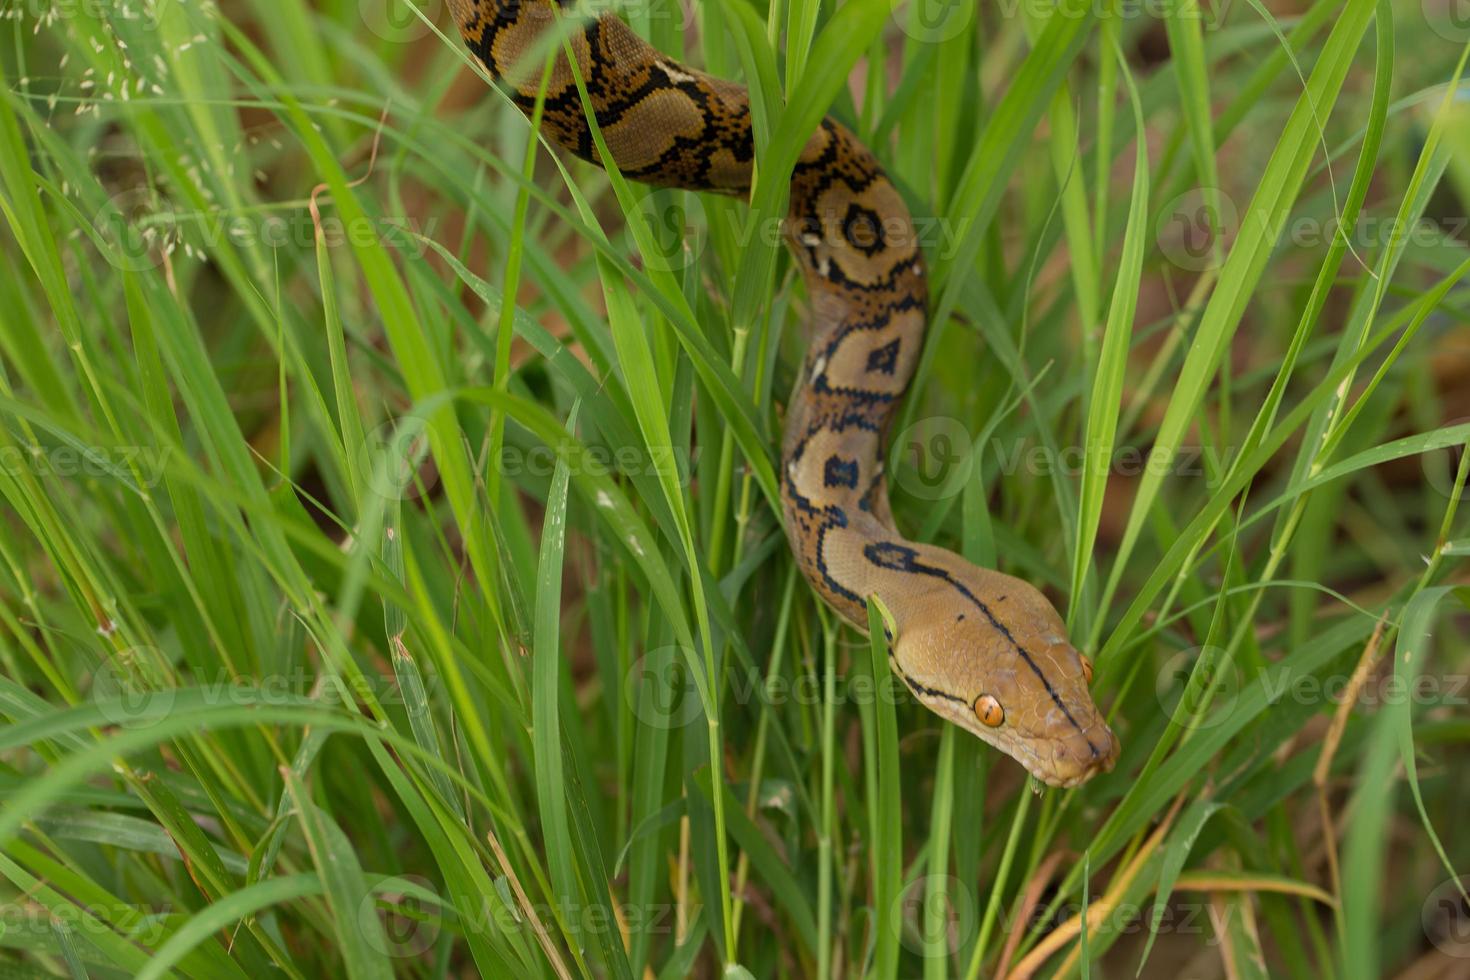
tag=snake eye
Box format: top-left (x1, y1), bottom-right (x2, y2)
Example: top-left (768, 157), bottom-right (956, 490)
top-left (1080, 655), bottom-right (1094, 685)
top-left (974, 694), bottom-right (1004, 728)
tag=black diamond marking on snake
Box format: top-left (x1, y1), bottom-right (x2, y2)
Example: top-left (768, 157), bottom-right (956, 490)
top-left (841, 202), bottom-right (886, 257)
top-left (866, 338), bottom-right (901, 375)
top-left (824, 456), bottom-right (859, 489)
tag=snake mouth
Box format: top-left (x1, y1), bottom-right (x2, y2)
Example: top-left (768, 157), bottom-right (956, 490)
top-left (1024, 724), bottom-right (1121, 789)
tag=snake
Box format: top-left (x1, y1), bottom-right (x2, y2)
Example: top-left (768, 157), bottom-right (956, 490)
top-left (447, 0), bottom-right (1120, 786)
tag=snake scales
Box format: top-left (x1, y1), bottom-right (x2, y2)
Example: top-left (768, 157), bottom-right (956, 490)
top-left (448, 0), bottom-right (1119, 786)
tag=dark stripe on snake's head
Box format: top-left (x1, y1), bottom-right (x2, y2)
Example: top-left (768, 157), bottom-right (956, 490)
top-left (860, 541), bottom-right (1100, 756)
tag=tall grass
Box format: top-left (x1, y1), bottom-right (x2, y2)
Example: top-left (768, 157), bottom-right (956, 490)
top-left (0, 0), bottom-right (1467, 976)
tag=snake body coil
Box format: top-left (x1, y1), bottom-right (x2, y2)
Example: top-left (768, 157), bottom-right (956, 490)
top-left (449, 0), bottom-right (1120, 786)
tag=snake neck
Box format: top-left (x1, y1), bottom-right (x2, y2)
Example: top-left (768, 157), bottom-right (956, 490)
top-left (777, 117), bottom-right (930, 627)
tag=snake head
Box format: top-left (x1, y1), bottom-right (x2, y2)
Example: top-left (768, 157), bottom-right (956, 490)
top-left (887, 569), bottom-right (1120, 788)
